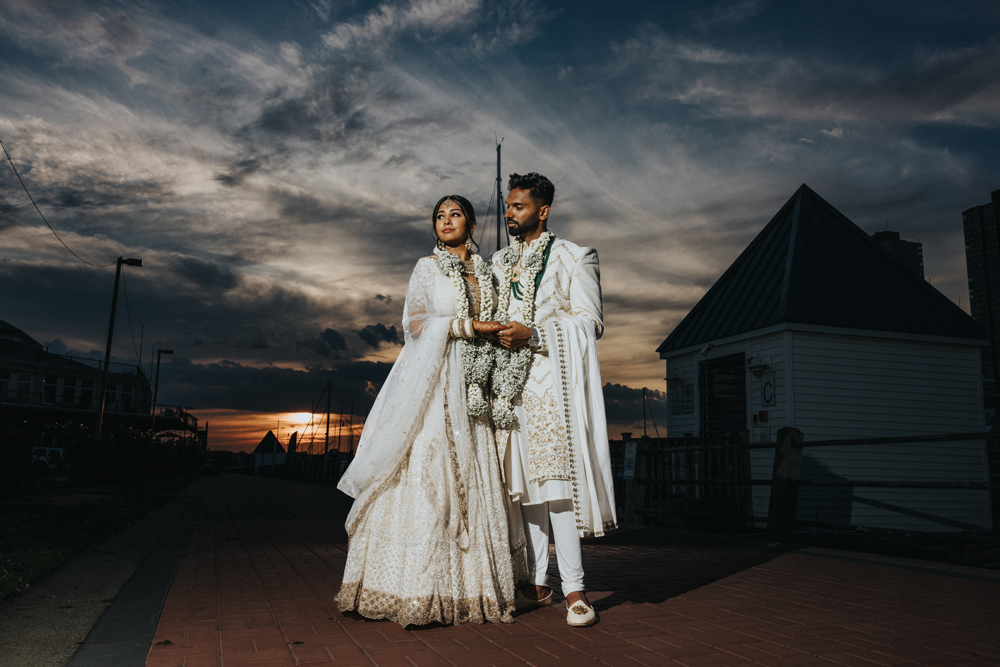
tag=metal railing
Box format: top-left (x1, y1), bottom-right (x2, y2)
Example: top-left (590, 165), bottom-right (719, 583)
top-left (619, 429), bottom-right (1000, 541)
top-left (0, 388), bottom-right (149, 414)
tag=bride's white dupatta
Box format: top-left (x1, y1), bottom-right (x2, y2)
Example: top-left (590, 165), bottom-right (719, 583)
top-left (338, 258), bottom-right (472, 547)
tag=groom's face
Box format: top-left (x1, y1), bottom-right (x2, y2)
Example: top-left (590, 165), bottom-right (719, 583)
top-left (505, 188), bottom-right (549, 237)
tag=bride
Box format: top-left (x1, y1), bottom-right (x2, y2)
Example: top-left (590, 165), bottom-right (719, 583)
top-left (336, 194), bottom-right (528, 626)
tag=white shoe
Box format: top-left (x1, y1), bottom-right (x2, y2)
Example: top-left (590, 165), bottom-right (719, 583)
top-left (566, 599), bottom-right (597, 627)
top-left (515, 588), bottom-right (554, 610)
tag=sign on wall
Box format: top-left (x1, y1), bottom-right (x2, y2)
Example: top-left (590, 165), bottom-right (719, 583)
top-left (623, 441), bottom-right (637, 480)
top-left (671, 383), bottom-right (695, 415)
top-left (761, 371), bottom-right (776, 407)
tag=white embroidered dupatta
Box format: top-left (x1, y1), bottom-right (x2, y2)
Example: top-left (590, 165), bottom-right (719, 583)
top-left (546, 315), bottom-right (618, 538)
top-left (338, 257), bottom-right (472, 548)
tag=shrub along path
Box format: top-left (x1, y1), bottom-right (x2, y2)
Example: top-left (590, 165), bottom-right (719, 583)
top-left (0, 475), bottom-right (201, 667)
top-left (0, 474), bottom-right (197, 602)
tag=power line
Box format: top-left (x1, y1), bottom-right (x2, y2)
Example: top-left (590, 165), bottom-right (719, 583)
top-left (0, 136), bottom-right (114, 267)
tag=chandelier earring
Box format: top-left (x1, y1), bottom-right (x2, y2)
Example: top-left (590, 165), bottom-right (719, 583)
top-left (465, 233), bottom-right (475, 250)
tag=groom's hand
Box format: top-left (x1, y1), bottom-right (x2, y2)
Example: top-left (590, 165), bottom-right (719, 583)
top-left (474, 321), bottom-right (505, 335)
top-left (498, 322), bottom-right (532, 350)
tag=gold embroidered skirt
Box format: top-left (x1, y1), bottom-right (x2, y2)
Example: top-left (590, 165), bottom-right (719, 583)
top-left (337, 415), bottom-right (526, 627)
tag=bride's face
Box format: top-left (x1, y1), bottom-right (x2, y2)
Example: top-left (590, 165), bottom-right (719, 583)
top-left (435, 202), bottom-right (472, 247)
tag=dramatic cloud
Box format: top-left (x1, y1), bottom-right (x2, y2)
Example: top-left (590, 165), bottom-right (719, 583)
top-left (1, 0), bottom-right (996, 447)
top-left (159, 356), bottom-right (391, 413)
top-left (357, 323), bottom-right (402, 349)
top-left (610, 23), bottom-right (1000, 127)
top-left (602, 383), bottom-right (668, 437)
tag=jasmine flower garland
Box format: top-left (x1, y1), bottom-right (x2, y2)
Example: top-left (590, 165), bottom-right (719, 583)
top-left (434, 244), bottom-right (495, 418)
top-left (491, 231), bottom-right (554, 430)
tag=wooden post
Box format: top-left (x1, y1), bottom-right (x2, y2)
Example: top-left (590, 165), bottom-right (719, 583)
top-left (739, 430), bottom-right (755, 527)
top-left (623, 440), bottom-right (648, 525)
top-left (766, 427), bottom-right (804, 541)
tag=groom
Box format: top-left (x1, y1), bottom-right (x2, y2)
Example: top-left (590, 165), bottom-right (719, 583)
top-left (493, 172), bottom-right (616, 627)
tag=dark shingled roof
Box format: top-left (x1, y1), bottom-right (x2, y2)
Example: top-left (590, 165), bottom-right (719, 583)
top-left (658, 184), bottom-right (986, 355)
top-left (0, 319), bottom-right (42, 349)
top-left (253, 430), bottom-right (286, 454)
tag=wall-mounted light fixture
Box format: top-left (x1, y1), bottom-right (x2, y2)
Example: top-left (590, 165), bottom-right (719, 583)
top-left (746, 353), bottom-right (772, 378)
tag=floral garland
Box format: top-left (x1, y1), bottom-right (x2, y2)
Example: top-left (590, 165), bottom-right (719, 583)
top-left (434, 243), bottom-right (496, 418)
top-left (491, 231), bottom-right (554, 430)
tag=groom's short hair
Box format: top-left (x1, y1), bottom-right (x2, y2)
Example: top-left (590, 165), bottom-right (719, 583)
top-left (508, 172), bottom-right (554, 207)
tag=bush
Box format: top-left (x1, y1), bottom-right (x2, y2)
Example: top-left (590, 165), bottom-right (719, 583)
top-left (0, 414), bottom-right (204, 491)
top-left (0, 416), bottom-right (38, 496)
top-left (68, 427), bottom-right (204, 484)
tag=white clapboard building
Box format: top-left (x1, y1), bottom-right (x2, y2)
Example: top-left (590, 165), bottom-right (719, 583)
top-left (657, 185), bottom-right (993, 533)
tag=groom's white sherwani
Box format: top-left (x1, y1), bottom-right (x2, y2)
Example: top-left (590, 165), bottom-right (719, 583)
top-left (494, 237), bottom-right (617, 546)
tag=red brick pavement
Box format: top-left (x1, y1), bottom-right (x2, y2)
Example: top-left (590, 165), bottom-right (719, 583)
top-left (146, 475), bottom-right (1000, 667)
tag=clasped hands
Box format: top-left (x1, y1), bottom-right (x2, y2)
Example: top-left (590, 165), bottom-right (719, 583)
top-left (473, 320), bottom-right (532, 350)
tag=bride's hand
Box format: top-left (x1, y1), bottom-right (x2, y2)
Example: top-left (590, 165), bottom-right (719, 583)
top-left (473, 321), bottom-right (505, 335)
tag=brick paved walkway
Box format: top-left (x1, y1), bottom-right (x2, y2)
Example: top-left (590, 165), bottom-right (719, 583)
top-left (146, 475), bottom-right (1000, 667)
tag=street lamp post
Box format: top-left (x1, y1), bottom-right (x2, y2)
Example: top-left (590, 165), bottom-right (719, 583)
top-left (95, 257), bottom-right (142, 443)
top-left (150, 348), bottom-right (174, 445)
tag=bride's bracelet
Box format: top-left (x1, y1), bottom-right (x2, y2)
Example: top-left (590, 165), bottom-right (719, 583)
top-left (449, 318), bottom-right (476, 339)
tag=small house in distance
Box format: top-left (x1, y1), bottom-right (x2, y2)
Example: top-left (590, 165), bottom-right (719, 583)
top-left (657, 184), bottom-right (993, 533)
top-left (250, 430), bottom-right (286, 475)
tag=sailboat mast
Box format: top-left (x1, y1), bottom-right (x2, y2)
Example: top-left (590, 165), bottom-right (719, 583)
top-left (347, 404), bottom-right (355, 453)
top-left (496, 142), bottom-right (502, 253)
top-left (324, 380), bottom-right (331, 455)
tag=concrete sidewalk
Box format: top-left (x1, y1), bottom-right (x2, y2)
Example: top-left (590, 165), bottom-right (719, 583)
top-left (141, 475), bottom-right (1000, 667)
top-left (0, 479), bottom-right (203, 667)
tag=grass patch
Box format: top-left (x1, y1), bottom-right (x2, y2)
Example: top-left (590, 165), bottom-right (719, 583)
top-left (0, 473), bottom-right (196, 602)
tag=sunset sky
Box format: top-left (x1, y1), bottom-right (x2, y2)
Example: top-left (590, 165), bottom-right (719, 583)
top-left (2, 0), bottom-right (999, 450)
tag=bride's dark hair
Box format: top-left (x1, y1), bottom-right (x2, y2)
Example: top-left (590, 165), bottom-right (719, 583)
top-left (432, 194), bottom-right (477, 249)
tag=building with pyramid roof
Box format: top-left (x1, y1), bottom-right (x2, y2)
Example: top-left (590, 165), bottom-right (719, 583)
top-left (658, 185), bottom-right (992, 533)
top-left (249, 430), bottom-right (286, 475)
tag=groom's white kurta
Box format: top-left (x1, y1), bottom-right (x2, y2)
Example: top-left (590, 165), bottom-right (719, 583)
top-left (493, 237), bottom-right (617, 539)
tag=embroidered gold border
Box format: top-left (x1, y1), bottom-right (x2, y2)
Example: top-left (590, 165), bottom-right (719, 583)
top-left (337, 581), bottom-right (514, 627)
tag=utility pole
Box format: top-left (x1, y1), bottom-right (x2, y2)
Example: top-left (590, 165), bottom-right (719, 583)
top-left (150, 348), bottom-right (173, 445)
top-left (96, 257), bottom-right (142, 443)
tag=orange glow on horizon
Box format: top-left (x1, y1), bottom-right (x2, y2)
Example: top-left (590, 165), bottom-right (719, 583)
top-left (200, 408), bottom-right (364, 453)
top-left (200, 407), bottom-right (645, 453)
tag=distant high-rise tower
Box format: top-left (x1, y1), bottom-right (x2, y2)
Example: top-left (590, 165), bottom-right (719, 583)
top-left (871, 230), bottom-right (924, 279)
top-left (963, 188), bottom-right (1000, 385)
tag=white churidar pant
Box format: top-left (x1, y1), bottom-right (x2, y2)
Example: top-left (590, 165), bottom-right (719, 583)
top-left (521, 500), bottom-right (585, 596)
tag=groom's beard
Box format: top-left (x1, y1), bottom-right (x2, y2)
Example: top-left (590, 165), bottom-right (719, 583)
top-left (506, 215), bottom-right (540, 238)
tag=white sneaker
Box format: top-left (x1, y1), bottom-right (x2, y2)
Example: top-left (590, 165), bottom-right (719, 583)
top-left (566, 600), bottom-right (597, 627)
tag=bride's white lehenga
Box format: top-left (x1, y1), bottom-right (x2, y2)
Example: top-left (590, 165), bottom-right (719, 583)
top-left (336, 256), bottom-right (529, 627)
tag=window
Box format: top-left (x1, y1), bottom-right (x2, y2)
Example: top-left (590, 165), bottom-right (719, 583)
top-left (16, 373), bottom-right (32, 402)
top-left (121, 384), bottom-right (133, 411)
top-left (700, 353), bottom-right (747, 435)
top-left (80, 380), bottom-right (94, 407)
top-left (0, 370), bottom-right (9, 400)
top-left (43, 375), bottom-right (58, 404)
top-left (62, 378), bottom-right (77, 404)
top-left (105, 383), bottom-right (117, 410)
